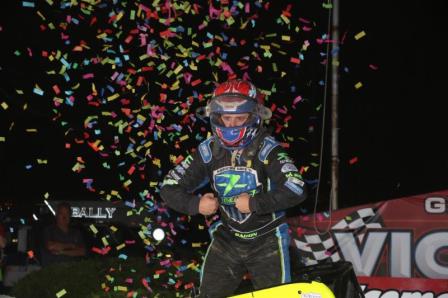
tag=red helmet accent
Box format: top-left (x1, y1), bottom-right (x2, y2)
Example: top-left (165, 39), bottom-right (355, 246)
top-left (212, 79), bottom-right (262, 104)
top-left (206, 79), bottom-right (271, 120)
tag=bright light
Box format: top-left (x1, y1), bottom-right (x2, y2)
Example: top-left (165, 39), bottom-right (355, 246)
top-left (44, 200), bottom-right (55, 215)
top-left (152, 228), bottom-right (165, 241)
top-left (32, 213), bottom-right (39, 221)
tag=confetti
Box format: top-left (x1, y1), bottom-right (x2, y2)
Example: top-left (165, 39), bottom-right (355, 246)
top-left (22, 1), bottom-right (35, 8)
top-left (0, 1), bottom-right (373, 296)
top-left (354, 30), bottom-right (366, 40)
top-left (56, 289), bottom-right (67, 298)
top-left (349, 157), bottom-right (359, 165)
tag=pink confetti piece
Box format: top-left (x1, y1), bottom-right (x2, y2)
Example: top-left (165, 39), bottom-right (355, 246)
top-left (349, 156), bottom-right (359, 165)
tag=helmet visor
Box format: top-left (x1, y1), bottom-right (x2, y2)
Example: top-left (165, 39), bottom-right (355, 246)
top-left (209, 96), bottom-right (257, 115)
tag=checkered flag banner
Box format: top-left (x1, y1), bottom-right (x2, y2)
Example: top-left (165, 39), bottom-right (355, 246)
top-left (294, 207), bottom-right (384, 266)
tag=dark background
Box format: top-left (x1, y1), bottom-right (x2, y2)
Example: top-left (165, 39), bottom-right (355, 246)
top-left (338, 0), bottom-right (447, 207)
top-left (0, 0), bottom-right (447, 214)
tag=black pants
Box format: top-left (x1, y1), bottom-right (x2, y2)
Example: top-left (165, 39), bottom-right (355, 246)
top-left (198, 223), bottom-right (291, 298)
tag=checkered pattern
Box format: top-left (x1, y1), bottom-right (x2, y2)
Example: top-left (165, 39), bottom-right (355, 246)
top-left (294, 207), bottom-right (383, 266)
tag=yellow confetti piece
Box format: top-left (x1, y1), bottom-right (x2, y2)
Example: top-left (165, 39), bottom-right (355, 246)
top-left (281, 35), bottom-right (291, 41)
top-left (89, 224), bottom-right (98, 234)
top-left (280, 14), bottom-right (290, 24)
top-left (137, 114), bottom-right (146, 122)
top-left (110, 225), bottom-right (118, 232)
top-left (170, 80), bottom-right (180, 90)
top-left (355, 82), bottom-right (363, 89)
top-left (96, 32), bottom-right (107, 39)
top-left (101, 237), bottom-right (109, 246)
top-left (226, 16), bottom-right (235, 26)
top-left (1, 102), bottom-right (8, 110)
top-left (123, 179), bottom-right (132, 187)
top-left (354, 31), bottom-right (366, 40)
top-left (116, 243), bottom-right (126, 250)
top-left (26, 128), bottom-right (38, 133)
top-left (192, 243), bottom-right (202, 248)
top-left (143, 140), bottom-right (153, 148)
top-left (152, 158), bottom-right (161, 168)
top-left (115, 286), bottom-right (128, 292)
top-left (56, 289), bottom-right (67, 298)
top-left (179, 135), bottom-right (189, 142)
top-left (37, 11), bottom-right (46, 20)
top-left (138, 231), bottom-right (146, 240)
top-left (173, 64), bottom-right (183, 75)
top-left (115, 11), bottom-right (124, 22)
top-left (0, 137), bottom-right (5, 142)
top-left (107, 93), bottom-right (120, 101)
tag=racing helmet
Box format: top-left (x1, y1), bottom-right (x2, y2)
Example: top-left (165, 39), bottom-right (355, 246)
top-left (206, 79), bottom-right (272, 150)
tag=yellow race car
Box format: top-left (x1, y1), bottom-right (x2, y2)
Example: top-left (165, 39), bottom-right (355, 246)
top-left (229, 280), bottom-right (335, 298)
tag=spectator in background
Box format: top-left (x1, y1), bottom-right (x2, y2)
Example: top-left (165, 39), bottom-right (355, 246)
top-left (0, 222), bottom-right (7, 292)
top-left (41, 202), bottom-right (86, 267)
top-left (0, 224), bottom-right (6, 251)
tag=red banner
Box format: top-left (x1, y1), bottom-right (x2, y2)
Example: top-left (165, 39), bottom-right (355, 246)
top-left (287, 190), bottom-right (448, 294)
top-left (358, 276), bottom-right (448, 297)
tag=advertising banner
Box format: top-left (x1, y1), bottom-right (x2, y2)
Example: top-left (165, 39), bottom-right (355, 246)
top-left (358, 276), bottom-right (448, 297)
top-left (287, 190), bottom-right (448, 294)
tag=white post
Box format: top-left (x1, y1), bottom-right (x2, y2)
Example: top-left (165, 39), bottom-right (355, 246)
top-left (331, 0), bottom-right (340, 210)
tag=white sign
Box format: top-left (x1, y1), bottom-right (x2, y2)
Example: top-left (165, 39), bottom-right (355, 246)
top-left (71, 207), bottom-right (116, 219)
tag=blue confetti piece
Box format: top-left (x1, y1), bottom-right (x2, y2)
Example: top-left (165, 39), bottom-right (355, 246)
top-left (33, 88), bottom-right (44, 96)
top-left (125, 200), bottom-right (136, 208)
top-left (22, 1), bottom-right (35, 8)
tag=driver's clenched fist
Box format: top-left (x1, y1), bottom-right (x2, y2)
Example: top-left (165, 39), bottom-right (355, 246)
top-left (199, 193), bottom-right (219, 216)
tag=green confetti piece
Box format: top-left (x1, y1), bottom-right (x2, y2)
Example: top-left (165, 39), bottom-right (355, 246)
top-left (56, 289), bottom-right (67, 298)
top-left (323, 2), bottom-right (333, 9)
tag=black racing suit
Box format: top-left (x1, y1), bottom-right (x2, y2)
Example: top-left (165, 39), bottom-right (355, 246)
top-left (160, 129), bottom-right (307, 297)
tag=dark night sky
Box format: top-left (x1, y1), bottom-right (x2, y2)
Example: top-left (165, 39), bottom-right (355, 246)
top-left (337, 0), bottom-right (448, 207)
top-left (0, 0), bottom-right (447, 213)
